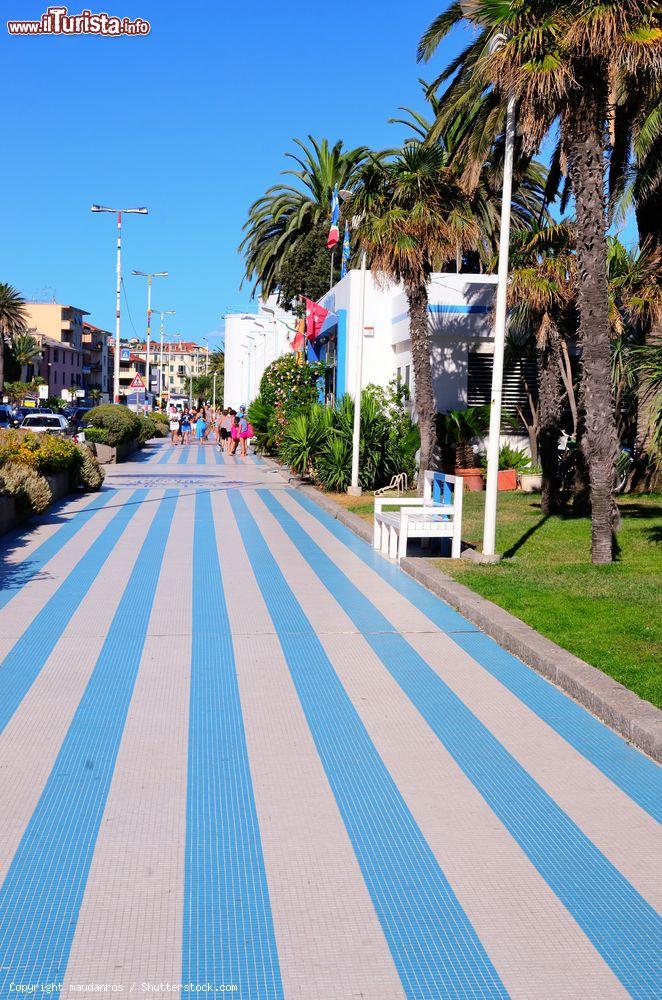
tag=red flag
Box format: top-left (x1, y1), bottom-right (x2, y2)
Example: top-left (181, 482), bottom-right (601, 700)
top-left (304, 298), bottom-right (331, 341)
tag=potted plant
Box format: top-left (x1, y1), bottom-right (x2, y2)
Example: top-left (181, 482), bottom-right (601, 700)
top-left (520, 463), bottom-right (543, 493)
top-left (435, 406), bottom-right (490, 491)
top-left (480, 444), bottom-right (531, 490)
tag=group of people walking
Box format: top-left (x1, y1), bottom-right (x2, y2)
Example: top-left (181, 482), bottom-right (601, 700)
top-left (167, 403), bottom-right (253, 457)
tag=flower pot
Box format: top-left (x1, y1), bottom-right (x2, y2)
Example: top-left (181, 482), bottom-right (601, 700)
top-left (520, 472), bottom-right (542, 493)
top-left (455, 467), bottom-right (485, 492)
top-left (497, 468), bottom-right (517, 491)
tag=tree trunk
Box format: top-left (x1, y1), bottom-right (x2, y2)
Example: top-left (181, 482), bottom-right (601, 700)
top-left (566, 62), bottom-right (619, 563)
top-left (0, 331), bottom-right (5, 395)
top-left (537, 324), bottom-right (563, 514)
top-left (406, 282), bottom-right (436, 495)
top-left (630, 192), bottom-right (662, 490)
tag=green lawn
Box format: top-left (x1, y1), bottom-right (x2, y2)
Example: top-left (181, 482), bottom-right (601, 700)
top-left (327, 489), bottom-right (662, 708)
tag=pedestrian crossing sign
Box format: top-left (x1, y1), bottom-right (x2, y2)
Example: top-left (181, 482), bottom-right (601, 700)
top-left (129, 373), bottom-right (146, 390)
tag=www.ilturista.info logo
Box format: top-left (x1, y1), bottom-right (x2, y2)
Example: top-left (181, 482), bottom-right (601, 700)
top-left (7, 6), bottom-right (150, 36)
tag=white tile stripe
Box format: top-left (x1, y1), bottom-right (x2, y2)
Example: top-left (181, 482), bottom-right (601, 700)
top-left (213, 491), bottom-right (405, 1000)
top-left (274, 490), bottom-right (662, 910)
top-left (245, 491), bottom-right (629, 999)
top-left (0, 491), bottom-right (162, 886)
top-left (62, 492), bottom-right (194, 992)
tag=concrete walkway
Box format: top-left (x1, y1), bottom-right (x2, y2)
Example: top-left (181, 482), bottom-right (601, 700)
top-left (0, 438), bottom-right (659, 999)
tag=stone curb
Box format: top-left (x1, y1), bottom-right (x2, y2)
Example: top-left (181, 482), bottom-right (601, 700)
top-left (291, 480), bottom-right (662, 763)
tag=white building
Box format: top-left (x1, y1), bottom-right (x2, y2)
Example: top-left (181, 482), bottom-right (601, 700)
top-left (224, 273), bottom-right (514, 414)
top-left (223, 296), bottom-right (294, 409)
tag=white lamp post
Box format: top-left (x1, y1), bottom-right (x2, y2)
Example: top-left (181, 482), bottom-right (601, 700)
top-left (90, 205), bottom-right (147, 403)
top-left (348, 250), bottom-right (367, 496)
top-left (132, 270), bottom-right (168, 407)
top-left (153, 308), bottom-right (175, 409)
top-left (481, 32), bottom-right (515, 557)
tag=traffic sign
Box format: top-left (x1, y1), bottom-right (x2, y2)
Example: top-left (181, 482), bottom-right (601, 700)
top-left (129, 373), bottom-right (146, 390)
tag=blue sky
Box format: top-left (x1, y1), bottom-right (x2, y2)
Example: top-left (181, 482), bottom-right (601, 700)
top-left (1, 1), bottom-right (637, 351)
top-left (1, 0), bottom-right (459, 349)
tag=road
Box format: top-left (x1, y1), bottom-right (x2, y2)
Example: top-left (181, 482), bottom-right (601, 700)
top-left (0, 439), bottom-right (660, 999)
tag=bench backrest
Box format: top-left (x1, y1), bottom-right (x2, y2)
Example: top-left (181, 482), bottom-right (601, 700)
top-left (423, 470), bottom-right (461, 508)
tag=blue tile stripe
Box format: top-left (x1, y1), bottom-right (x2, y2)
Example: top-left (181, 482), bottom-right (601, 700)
top-left (0, 489), bottom-right (114, 612)
top-left (178, 446), bottom-right (191, 465)
top-left (0, 490), bottom-right (148, 736)
top-left (230, 492), bottom-right (508, 1000)
top-left (262, 490), bottom-right (662, 999)
top-left (157, 445), bottom-right (175, 464)
top-left (0, 491), bottom-right (177, 993)
top-left (183, 491), bottom-right (282, 998)
top-left (196, 446), bottom-right (207, 465)
top-left (288, 490), bottom-right (662, 822)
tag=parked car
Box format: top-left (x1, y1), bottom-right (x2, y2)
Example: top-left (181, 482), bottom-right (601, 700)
top-left (67, 406), bottom-right (91, 428)
top-left (19, 413), bottom-right (70, 435)
top-left (0, 404), bottom-right (14, 427)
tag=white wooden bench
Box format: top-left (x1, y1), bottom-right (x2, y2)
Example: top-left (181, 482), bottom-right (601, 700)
top-left (373, 471), bottom-right (463, 560)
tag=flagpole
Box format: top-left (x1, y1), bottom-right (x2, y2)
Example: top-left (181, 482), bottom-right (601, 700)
top-left (330, 252), bottom-right (335, 291)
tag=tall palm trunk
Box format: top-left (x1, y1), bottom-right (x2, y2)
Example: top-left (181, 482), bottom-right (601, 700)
top-left (0, 329), bottom-right (5, 394)
top-left (566, 62), bottom-right (619, 563)
top-left (406, 282), bottom-right (435, 495)
top-left (537, 323), bottom-right (563, 514)
top-left (631, 195), bottom-right (662, 490)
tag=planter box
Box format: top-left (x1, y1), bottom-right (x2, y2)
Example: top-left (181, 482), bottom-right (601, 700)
top-left (46, 471), bottom-right (71, 502)
top-left (455, 467), bottom-right (485, 492)
top-left (520, 472), bottom-right (542, 493)
top-left (92, 438), bottom-right (139, 465)
top-left (497, 469), bottom-right (518, 491)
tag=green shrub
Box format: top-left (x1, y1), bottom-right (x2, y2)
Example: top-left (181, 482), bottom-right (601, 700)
top-left (281, 404), bottom-right (333, 476)
top-left (74, 445), bottom-right (105, 491)
top-left (82, 426), bottom-right (109, 445)
top-left (480, 444), bottom-right (531, 472)
top-left (151, 411), bottom-right (169, 425)
top-left (1, 463), bottom-right (52, 514)
top-left (135, 414), bottom-right (157, 445)
top-left (247, 395), bottom-right (278, 454)
top-left (84, 404), bottom-right (141, 446)
top-left (33, 435), bottom-right (80, 474)
top-left (316, 436), bottom-right (352, 492)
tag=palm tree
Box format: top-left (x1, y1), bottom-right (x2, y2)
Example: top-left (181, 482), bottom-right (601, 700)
top-left (419, 0), bottom-right (660, 563)
top-left (240, 137), bottom-right (375, 300)
top-left (0, 283), bottom-right (28, 392)
top-left (508, 223), bottom-right (577, 513)
top-left (391, 87), bottom-right (549, 268)
top-left (11, 331), bottom-right (41, 382)
top-left (354, 143), bottom-right (481, 492)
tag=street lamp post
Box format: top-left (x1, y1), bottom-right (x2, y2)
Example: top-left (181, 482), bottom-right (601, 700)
top-left (242, 337), bottom-right (254, 404)
top-left (482, 33), bottom-right (515, 558)
top-left (91, 205), bottom-right (147, 403)
top-left (132, 271), bottom-right (168, 408)
top-left (348, 250), bottom-right (367, 496)
top-left (337, 188), bottom-right (367, 496)
top-left (154, 308), bottom-right (176, 410)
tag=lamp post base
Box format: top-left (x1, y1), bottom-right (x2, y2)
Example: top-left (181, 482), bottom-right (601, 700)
top-left (347, 485), bottom-right (363, 497)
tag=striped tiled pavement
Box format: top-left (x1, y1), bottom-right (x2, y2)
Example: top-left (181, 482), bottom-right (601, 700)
top-left (0, 438), bottom-right (659, 999)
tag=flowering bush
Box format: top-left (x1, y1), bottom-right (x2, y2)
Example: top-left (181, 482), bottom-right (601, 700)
top-left (259, 355), bottom-right (325, 411)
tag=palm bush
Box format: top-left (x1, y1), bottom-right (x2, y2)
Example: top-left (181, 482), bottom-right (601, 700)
top-left (281, 404), bottom-right (333, 476)
top-left (436, 407), bottom-right (491, 469)
top-left (316, 436), bottom-right (353, 492)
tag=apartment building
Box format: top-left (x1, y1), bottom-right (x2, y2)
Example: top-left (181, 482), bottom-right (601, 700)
top-left (82, 322), bottom-right (111, 399)
top-left (129, 339), bottom-right (209, 401)
top-left (23, 301), bottom-right (88, 394)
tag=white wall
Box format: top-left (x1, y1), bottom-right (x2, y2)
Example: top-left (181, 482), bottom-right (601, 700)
top-left (223, 296), bottom-right (294, 409)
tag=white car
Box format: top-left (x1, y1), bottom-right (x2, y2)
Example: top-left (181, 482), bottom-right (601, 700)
top-left (20, 413), bottom-right (70, 435)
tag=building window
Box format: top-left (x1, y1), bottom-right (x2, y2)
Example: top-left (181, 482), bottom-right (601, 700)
top-left (54, 349), bottom-right (59, 363)
top-left (404, 364), bottom-right (411, 390)
top-left (396, 366), bottom-right (402, 382)
top-left (54, 371), bottom-right (58, 384)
